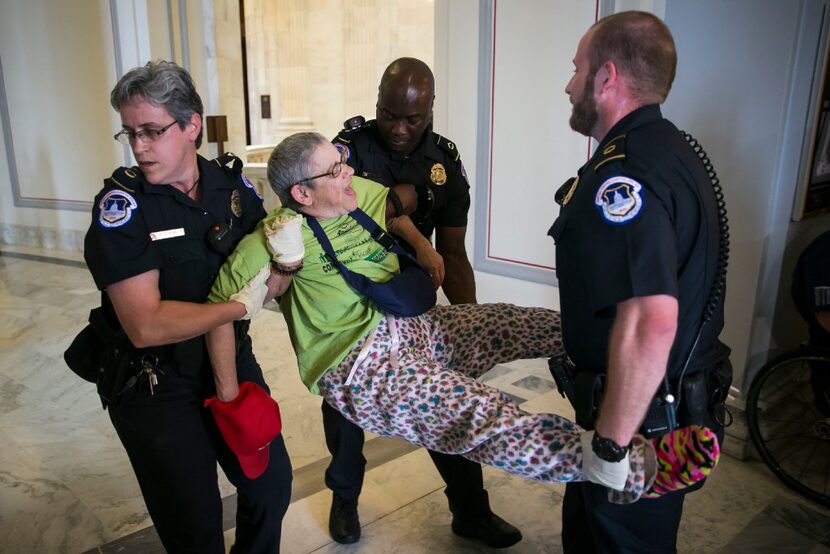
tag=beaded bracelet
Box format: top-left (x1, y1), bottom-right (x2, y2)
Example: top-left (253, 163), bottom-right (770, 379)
top-left (272, 261), bottom-right (303, 276)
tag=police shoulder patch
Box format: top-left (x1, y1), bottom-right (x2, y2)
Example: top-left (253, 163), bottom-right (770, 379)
top-left (98, 189), bottom-right (138, 228)
top-left (334, 142), bottom-right (351, 161)
top-left (241, 172), bottom-right (263, 200)
top-left (594, 175), bottom-right (644, 224)
top-left (459, 160), bottom-right (469, 185)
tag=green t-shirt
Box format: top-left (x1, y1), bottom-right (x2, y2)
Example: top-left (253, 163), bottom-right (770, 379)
top-left (209, 176), bottom-right (396, 394)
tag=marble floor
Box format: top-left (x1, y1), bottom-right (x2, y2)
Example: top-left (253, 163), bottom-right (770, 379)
top-left (1, 244), bottom-right (829, 554)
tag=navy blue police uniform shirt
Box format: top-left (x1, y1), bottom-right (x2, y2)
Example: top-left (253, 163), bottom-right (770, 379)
top-left (548, 105), bottom-right (723, 379)
top-left (332, 119), bottom-right (470, 240)
top-left (84, 153), bottom-right (265, 373)
top-left (792, 230), bottom-right (830, 347)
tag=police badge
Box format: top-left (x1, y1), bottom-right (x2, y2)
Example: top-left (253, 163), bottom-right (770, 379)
top-left (430, 163), bottom-right (447, 186)
top-left (230, 189), bottom-right (242, 217)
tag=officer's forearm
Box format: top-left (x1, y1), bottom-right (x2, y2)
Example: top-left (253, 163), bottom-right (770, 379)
top-left (389, 214), bottom-right (431, 252)
top-left (435, 227), bottom-right (475, 304)
top-left (442, 253), bottom-right (476, 304)
top-left (206, 322), bottom-right (240, 402)
top-left (131, 300), bottom-right (246, 347)
top-left (390, 215), bottom-right (445, 287)
top-left (107, 270), bottom-right (246, 348)
top-left (595, 294), bottom-right (678, 445)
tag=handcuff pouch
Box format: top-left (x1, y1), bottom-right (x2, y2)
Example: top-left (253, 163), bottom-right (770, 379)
top-left (684, 340), bottom-right (733, 430)
top-left (64, 322), bottom-right (103, 384)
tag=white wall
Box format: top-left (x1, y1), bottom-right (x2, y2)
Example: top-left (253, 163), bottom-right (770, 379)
top-left (436, 0), bottom-right (564, 310)
top-left (0, 0), bottom-right (122, 249)
top-left (0, 0), bottom-right (232, 249)
top-left (487, 1), bottom-right (593, 273)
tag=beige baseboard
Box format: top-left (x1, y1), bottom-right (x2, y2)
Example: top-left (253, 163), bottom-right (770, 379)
top-left (0, 223), bottom-right (85, 252)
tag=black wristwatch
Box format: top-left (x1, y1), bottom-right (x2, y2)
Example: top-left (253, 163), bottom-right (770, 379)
top-left (591, 432), bottom-right (631, 463)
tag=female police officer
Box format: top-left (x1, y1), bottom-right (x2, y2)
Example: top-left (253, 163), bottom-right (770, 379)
top-left (83, 60), bottom-right (291, 552)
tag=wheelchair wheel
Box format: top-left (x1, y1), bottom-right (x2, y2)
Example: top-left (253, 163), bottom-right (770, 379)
top-left (746, 348), bottom-right (830, 508)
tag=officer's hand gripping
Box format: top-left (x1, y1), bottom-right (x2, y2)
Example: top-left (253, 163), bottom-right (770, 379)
top-left (229, 264), bottom-right (271, 320)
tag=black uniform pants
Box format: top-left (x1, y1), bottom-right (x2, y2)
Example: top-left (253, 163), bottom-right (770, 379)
top-left (321, 399), bottom-right (490, 517)
top-left (560, 377), bottom-right (700, 554)
top-left (562, 481), bottom-right (685, 554)
top-left (108, 344), bottom-right (292, 553)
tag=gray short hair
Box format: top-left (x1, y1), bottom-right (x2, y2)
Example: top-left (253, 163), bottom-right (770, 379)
top-left (267, 132), bottom-right (330, 211)
top-left (110, 60), bottom-right (205, 147)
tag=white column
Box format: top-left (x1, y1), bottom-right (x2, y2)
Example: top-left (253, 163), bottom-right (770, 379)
top-left (110, 0), bottom-right (152, 77)
top-left (110, 0), bottom-right (153, 164)
top-left (273, 0), bottom-right (314, 141)
top-left (342, 0), bottom-right (377, 117)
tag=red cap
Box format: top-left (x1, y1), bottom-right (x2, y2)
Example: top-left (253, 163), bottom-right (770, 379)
top-left (205, 381), bottom-right (282, 479)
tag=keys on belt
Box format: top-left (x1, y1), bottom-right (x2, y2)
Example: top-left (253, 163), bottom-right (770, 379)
top-left (141, 354), bottom-right (159, 395)
top-left (123, 353), bottom-right (164, 396)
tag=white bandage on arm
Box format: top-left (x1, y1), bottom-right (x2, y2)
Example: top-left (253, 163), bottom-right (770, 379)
top-left (264, 214), bottom-right (304, 265)
top-left (580, 430), bottom-right (630, 491)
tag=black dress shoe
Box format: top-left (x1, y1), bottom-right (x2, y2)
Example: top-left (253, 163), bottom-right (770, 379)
top-left (329, 495), bottom-right (361, 544)
top-left (451, 511), bottom-right (523, 549)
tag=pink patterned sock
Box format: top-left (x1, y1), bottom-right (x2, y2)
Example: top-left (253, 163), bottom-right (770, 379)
top-left (643, 425), bottom-right (720, 498)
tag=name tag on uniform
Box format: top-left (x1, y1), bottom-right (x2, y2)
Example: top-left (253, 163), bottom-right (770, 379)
top-left (149, 228), bottom-right (185, 241)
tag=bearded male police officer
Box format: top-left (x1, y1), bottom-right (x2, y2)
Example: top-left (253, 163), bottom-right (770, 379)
top-left (321, 57), bottom-right (522, 548)
top-left (549, 12), bottom-right (730, 553)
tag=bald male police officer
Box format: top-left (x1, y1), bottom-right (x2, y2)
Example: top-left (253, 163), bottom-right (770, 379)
top-left (322, 57), bottom-right (522, 549)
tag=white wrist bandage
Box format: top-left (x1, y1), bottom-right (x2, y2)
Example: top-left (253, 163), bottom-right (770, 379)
top-left (580, 430), bottom-right (630, 491)
top-left (264, 214), bottom-right (304, 264)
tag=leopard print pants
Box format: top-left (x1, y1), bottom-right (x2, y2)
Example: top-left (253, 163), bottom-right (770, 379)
top-left (318, 303), bottom-right (648, 500)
